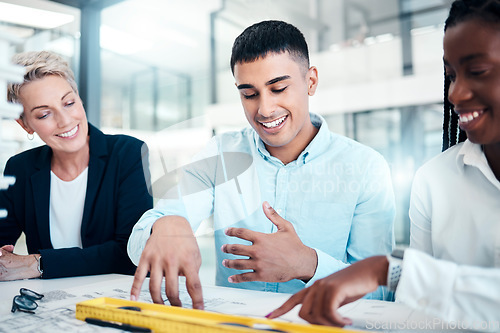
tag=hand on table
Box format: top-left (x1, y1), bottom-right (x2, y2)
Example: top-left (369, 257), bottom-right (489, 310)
top-left (130, 216), bottom-right (204, 309)
top-left (0, 245), bottom-right (41, 281)
top-left (1, 244), bottom-right (14, 253)
top-left (267, 255), bottom-right (389, 326)
top-left (222, 201), bottom-right (317, 284)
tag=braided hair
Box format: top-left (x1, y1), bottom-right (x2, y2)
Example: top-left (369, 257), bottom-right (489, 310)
top-left (442, 0), bottom-right (500, 151)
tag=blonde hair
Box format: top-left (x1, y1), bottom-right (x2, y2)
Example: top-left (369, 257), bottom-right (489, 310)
top-left (7, 50), bottom-right (78, 105)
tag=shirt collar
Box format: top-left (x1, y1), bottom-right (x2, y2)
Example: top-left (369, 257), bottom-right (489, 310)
top-left (456, 139), bottom-right (500, 189)
top-left (254, 113), bottom-right (330, 165)
top-left (456, 139), bottom-right (485, 169)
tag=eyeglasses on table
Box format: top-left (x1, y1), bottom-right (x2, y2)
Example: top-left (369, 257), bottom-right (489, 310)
top-left (11, 288), bottom-right (44, 314)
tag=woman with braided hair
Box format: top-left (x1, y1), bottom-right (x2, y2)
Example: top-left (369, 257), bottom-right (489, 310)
top-left (267, 0), bottom-right (500, 328)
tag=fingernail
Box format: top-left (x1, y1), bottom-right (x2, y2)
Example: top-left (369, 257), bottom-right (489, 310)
top-left (228, 276), bottom-right (233, 283)
top-left (130, 295), bottom-right (137, 301)
top-left (264, 201), bottom-right (271, 209)
top-left (224, 228), bottom-right (229, 235)
top-left (265, 312), bottom-right (272, 318)
top-left (221, 245), bottom-right (225, 252)
top-left (222, 259), bottom-right (227, 267)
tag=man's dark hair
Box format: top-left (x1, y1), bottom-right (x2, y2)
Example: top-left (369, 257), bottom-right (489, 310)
top-left (230, 20), bottom-right (310, 74)
top-left (442, 0), bottom-right (500, 151)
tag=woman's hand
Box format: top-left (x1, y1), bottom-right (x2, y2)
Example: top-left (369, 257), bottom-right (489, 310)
top-left (267, 256), bottom-right (389, 326)
top-left (0, 246), bottom-right (41, 281)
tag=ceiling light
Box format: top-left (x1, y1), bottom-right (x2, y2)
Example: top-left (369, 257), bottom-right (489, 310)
top-left (0, 2), bottom-right (74, 29)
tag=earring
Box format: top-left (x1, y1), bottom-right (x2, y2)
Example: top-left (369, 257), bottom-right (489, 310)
top-left (27, 133), bottom-right (34, 141)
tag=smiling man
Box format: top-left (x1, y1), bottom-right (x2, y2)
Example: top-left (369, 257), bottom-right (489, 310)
top-left (127, 20), bottom-right (395, 309)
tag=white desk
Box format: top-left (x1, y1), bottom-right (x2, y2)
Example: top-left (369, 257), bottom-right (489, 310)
top-left (0, 274), bottom-right (126, 315)
top-left (0, 274), bottom-right (302, 332)
top-left (0, 275), bottom-right (137, 332)
top-left (0, 275), bottom-right (460, 333)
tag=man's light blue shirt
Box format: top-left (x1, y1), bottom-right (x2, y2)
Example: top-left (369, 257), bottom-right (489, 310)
top-left (128, 113), bottom-right (395, 295)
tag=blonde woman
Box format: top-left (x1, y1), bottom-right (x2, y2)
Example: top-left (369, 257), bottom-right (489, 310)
top-left (0, 51), bottom-right (152, 280)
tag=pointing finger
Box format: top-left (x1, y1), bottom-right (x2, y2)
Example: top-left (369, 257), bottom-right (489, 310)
top-left (130, 260), bottom-right (149, 301)
top-left (266, 289), bottom-right (307, 319)
top-left (165, 267), bottom-right (181, 307)
top-left (184, 268), bottom-right (204, 310)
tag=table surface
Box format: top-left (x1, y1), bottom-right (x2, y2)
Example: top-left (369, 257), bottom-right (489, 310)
top-left (0, 274), bottom-right (458, 333)
top-left (0, 274), bottom-right (302, 333)
top-left (0, 274), bottom-right (125, 314)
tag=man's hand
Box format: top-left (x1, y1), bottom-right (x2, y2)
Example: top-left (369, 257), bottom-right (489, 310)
top-left (267, 256), bottom-right (389, 326)
top-left (0, 245), bottom-right (41, 281)
top-left (130, 216), bottom-right (204, 309)
top-left (222, 201), bottom-right (317, 283)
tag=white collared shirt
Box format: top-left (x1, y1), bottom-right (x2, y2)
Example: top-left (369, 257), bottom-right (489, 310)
top-left (398, 140), bottom-right (500, 327)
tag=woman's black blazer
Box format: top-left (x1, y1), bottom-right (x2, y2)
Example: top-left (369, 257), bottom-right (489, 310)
top-left (0, 123), bottom-right (153, 278)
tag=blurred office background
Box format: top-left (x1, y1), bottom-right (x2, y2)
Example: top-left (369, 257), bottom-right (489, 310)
top-left (1, 0), bottom-right (453, 280)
